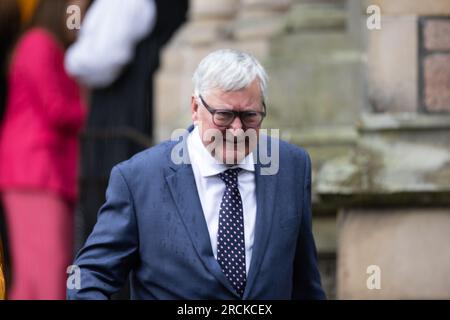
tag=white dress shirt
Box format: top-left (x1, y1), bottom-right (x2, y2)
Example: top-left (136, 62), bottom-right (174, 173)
top-left (65, 0), bottom-right (156, 88)
top-left (187, 126), bottom-right (257, 275)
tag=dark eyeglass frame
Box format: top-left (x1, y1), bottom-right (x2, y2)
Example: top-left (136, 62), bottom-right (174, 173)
top-left (198, 95), bottom-right (266, 128)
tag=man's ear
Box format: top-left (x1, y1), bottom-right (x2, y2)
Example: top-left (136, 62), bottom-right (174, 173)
top-left (191, 95), bottom-right (199, 123)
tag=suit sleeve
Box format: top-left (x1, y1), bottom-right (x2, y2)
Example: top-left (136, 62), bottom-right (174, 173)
top-left (67, 165), bottom-right (139, 300)
top-left (292, 151), bottom-right (327, 299)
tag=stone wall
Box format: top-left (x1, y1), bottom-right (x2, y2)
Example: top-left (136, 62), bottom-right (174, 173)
top-left (321, 0), bottom-right (450, 299)
top-left (338, 208), bottom-right (450, 299)
top-left (366, 0), bottom-right (450, 113)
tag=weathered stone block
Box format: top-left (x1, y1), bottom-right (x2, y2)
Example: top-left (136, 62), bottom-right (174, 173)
top-left (240, 0), bottom-right (292, 12)
top-left (232, 16), bottom-right (285, 40)
top-left (367, 16), bottom-right (418, 112)
top-left (284, 3), bottom-right (346, 31)
top-left (338, 209), bottom-right (450, 299)
top-left (368, 0), bottom-right (450, 15)
top-left (229, 40), bottom-right (270, 62)
top-left (317, 114), bottom-right (450, 199)
top-left (424, 19), bottom-right (450, 51)
top-left (190, 0), bottom-right (239, 19)
top-left (155, 72), bottom-right (192, 141)
top-left (424, 54), bottom-right (450, 112)
top-left (177, 20), bottom-right (230, 46)
top-left (266, 32), bottom-right (364, 129)
top-left (313, 216), bottom-right (337, 253)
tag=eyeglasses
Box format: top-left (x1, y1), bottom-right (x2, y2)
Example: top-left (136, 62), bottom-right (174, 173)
top-left (198, 95), bottom-right (266, 128)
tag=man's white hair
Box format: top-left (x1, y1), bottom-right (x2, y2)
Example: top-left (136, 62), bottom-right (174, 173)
top-left (192, 49), bottom-right (268, 102)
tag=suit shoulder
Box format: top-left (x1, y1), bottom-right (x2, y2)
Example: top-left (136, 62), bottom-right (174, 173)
top-left (114, 140), bottom-right (176, 176)
top-left (275, 138), bottom-right (312, 188)
top-left (271, 136), bottom-right (311, 163)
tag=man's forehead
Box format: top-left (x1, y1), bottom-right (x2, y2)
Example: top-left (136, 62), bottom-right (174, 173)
top-left (208, 85), bottom-right (261, 99)
top-left (207, 95), bottom-right (262, 108)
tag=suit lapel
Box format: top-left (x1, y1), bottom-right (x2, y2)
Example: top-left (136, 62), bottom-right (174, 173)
top-left (242, 161), bottom-right (277, 299)
top-left (165, 162), bottom-right (240, 298)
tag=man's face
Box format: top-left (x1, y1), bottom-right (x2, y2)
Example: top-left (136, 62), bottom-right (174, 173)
top-left (191, 79), bottom-right (264, 165)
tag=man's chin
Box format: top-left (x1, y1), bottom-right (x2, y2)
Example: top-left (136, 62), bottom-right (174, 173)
top-left (205, 138), bottom-right (255, 165)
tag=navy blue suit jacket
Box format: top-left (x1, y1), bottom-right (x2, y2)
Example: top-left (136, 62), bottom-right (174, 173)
top-left (67, 132), bottom-right (326, 300)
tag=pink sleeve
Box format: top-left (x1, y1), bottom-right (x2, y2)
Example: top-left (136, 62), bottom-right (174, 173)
top-left (16, 29), bottom-right (86, 133)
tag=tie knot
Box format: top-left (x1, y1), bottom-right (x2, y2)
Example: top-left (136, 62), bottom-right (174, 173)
top-left (219, 168), bottom-right (241, 187)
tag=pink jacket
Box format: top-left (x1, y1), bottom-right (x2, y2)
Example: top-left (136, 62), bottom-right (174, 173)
top-left (0, 28), bottom-right (87, 203)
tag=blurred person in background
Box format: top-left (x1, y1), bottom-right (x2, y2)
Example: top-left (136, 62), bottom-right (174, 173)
top-left (0, 0), bottom-right (21, 121)
top-left (0, 0), bottom-right (23, 300)
top-left (65, 0), bottom-right (188, 250)
top-left (0, 0), bottom-right (90, 300)
top-left (0, 238), bottom-right (5, 300)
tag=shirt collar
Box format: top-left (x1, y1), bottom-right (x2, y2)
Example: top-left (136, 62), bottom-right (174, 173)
top-left (187, 125), bottom-right (255, 178)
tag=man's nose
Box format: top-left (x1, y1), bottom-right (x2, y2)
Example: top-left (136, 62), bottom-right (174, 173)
top-left (228, 115), bottom-right (243, 133)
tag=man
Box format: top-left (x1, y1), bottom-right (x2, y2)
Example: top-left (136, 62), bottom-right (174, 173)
top-left (68, 49), bottom-right (326, 300)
